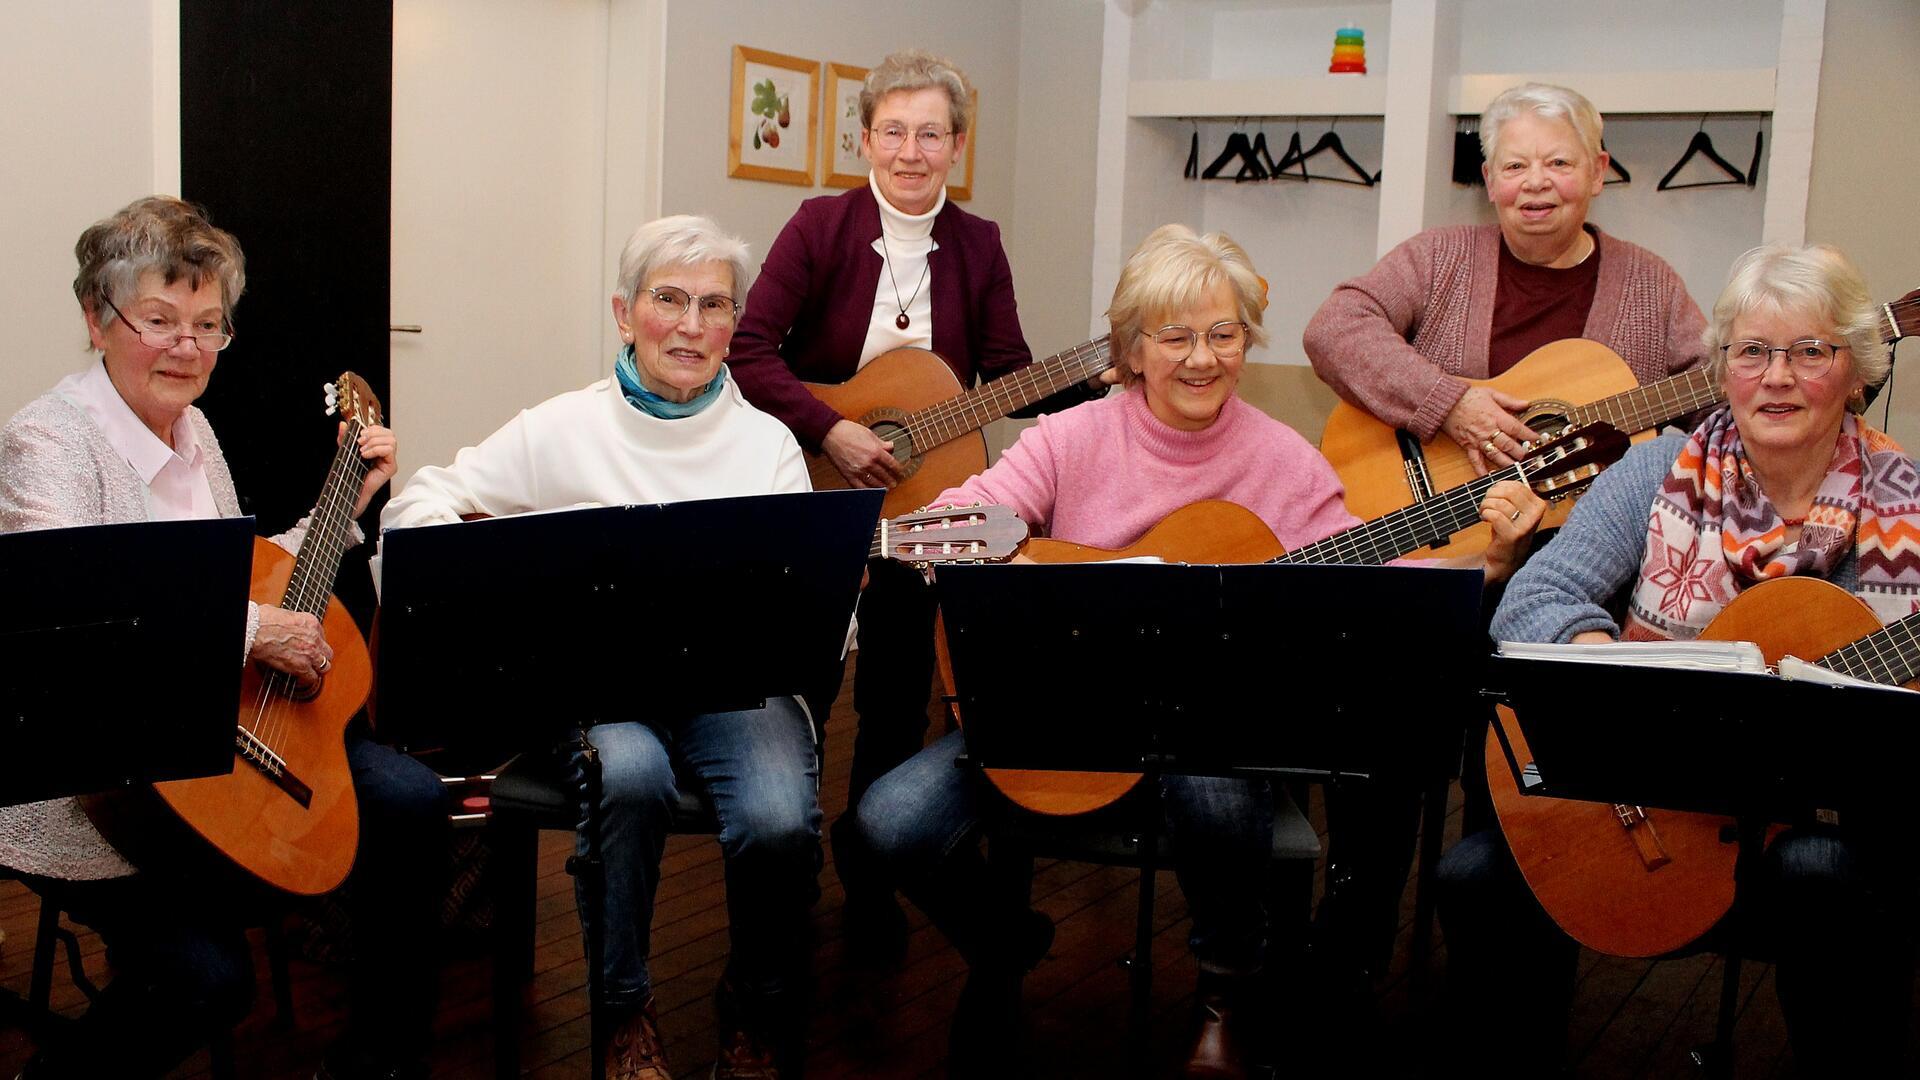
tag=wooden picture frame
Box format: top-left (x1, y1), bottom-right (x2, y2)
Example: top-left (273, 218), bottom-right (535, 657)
top-left (947, 89), bottom-right (980, 201)
top-left (728, 45), bottom-right (819, 186)
top-left (822, 62), bottom-right (869, 189)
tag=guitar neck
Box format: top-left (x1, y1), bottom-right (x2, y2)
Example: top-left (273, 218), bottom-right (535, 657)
top-left (1277, 465), bottom-right (1520, 566)
top-left (1880, 293), bottom-right (1920, 344)
top-left (280, 419), bottom-right (371, 619)
top-left (904, 336), bottom-right (1114, 448)
top-left (1816, 608), bottom-right (1920, 688)
top-left (1565, 367), bottom-right (1723, 437)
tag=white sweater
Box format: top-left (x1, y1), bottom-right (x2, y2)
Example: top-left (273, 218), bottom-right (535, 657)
top-left (381, 371), bottom-right (809, 539)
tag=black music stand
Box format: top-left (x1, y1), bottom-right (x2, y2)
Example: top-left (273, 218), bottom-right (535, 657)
top-left (0, 517), bottom-right (254, 1032)
top-left (375, 489), bottom-right (881, 1079)
top-left (938, 561), bottom-right (1485, 1059)
top-left (1489, 654), bottom-right (1920, 1078)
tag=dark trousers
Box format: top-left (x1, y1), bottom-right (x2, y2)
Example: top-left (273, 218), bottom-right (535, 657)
top-left (24, 732), bottom-right (449, 1076)
top-left (1436, 824), bottom-right (1915, 1077)
top-left (833, 559), bottom-right (940, 898)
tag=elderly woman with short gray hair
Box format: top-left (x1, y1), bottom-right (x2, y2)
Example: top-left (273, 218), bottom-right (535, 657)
top-left (1305, 81), bottom-right (1709, 476)
top-left (382, 214), bottom-right (816, 1080)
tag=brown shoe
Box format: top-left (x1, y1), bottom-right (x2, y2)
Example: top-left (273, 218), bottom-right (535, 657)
top-left (604, 997), bottom-right (672, 1080)
top-left (711, 1025), bottom-right (780, 1079)
top-left (1180, 986), bottom-right (1247, 1080)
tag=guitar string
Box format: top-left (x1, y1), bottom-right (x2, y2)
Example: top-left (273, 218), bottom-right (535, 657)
top-left (879, 337), bottom-right (1114, 456)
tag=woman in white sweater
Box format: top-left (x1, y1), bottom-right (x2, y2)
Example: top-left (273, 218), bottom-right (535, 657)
top-left (380, 215), bottom-right (813, 1080)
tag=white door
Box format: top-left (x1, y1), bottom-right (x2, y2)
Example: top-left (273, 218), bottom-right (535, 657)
top-left (390, 0), bottom-right (614, 482)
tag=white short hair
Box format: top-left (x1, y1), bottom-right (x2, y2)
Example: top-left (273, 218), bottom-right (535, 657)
top-left (1705, 244), bottom-right (1892, 397)
top-left (1479, 82), bottom-right (1604, 164)
top-left (615, 215), bottom-right (753, 304)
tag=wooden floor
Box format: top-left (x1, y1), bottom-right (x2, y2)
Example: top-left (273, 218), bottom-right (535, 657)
top-left (2, 656), bottom-right (1909, 1078)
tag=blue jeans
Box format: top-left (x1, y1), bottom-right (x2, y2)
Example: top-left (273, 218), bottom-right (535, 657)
top-left (1437, 825), bottom-right (1914, 1075)
top-left (857, 730), bottom-right (1272, 976)
top-left (582, 696), bottom-right (822, 1007)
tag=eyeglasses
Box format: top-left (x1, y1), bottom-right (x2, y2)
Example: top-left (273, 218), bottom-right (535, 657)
top-left (102, 296), bottom-right (233, 352)
top-left (643, 286), bottom-right (740, 329)
top-left (869, 123), bottom-right (952, 154)
top-left (1141, 320), bottom-right (1249, 362)
top-left (1721, 339), bottom-right (1847, 380)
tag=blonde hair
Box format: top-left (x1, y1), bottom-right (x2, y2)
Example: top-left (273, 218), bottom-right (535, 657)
top-left (860, 49), bottom-right (973, 135)
top-left (1480, 82), bottom-right (1604, 164)
top-left (73, 196), bottom-right (246, 330)
top-left (1705, 243), bottom-right (1891, 405)
top-left (1105, 224), bottom-right (1268, 386)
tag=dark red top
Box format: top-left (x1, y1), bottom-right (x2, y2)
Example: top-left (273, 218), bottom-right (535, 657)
top-left (728, 185), bottom-right (1036, 450)
top-left (1488, 227), bottom-right (1602, 376)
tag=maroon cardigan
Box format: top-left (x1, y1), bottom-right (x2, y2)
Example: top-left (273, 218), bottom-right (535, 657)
top-left (729, 185), bottom-right (1037, 450)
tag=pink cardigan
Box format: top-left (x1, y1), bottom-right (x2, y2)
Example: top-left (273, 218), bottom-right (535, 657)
top-left (934, 388), bottom-right (1360, 551)
top-left (1302, 224), bottom-right (1708, 442)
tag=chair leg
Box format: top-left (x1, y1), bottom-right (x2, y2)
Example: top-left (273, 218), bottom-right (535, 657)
top-left (492, 820), bottom-right (539, 1080)
top-left (262, 918), bottom-right (295, 1028)
top-left (208, 1028), bottom-right (238, 1080)
top-left (29, 896), bottom-right (59, 1011)
top-left (1408, 778), bottom-right (1449, 995)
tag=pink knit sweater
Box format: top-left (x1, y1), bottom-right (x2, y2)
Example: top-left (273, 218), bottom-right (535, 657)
top-left (1302, 224), bottom-right (1708, 442)
top-left (935, 387), bottom-right (1360, 550)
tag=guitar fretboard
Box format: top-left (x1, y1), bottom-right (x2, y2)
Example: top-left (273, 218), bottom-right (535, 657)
top-left (1278, 463), bottom-right (1526, 567)
top-left (1565, 367), bottom-right (1723, 438)
top-left (905, 336), bottom-right (1114, 450)
top-left (1816, 608), bottom-right (1920, 688)
top-left (280, 418), bottom-right (373, 619)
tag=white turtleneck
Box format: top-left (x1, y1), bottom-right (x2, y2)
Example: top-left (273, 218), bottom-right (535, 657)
top-left (860, 172), bottom-right (944, 368)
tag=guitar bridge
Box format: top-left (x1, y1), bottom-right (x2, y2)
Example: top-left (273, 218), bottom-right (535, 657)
top-left (1613, 803), bottom-right (1672, 871)
top-left (234, 725), bottom-right (314, 808)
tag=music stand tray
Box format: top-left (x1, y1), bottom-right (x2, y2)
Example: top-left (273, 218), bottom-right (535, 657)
top-left (939, 561), bottom-right (1486, 782)
top-left (0, 518), bottom-right (253, 808)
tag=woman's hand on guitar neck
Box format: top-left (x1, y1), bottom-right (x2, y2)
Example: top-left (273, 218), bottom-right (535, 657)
top-left (252, 604), bottom-right (333, 688)
top-left (1479, 478), bottom-right (1548, 585)
top-left (1442, 386), bottom-right (1541, 475)
top-left (343, 422), bottom-right (399, 518)
top-left (823, 419), bottom-right (907, 489)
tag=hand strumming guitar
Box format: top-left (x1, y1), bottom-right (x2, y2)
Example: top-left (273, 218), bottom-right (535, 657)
top-left (252, 604), bottom-right (333, 688)
top-left (823, 418), bottom-right (908, 489)
top-left (1442, 386), bottom-right (1542, 475)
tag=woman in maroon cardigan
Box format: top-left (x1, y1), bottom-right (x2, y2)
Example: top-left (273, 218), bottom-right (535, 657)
top-left (729, 49), bottom-right (1107, 955)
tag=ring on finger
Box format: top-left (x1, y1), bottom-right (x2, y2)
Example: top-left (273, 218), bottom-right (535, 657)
top-left (1509, 508), bottom-right (1522, 523)
top-left (1483, 439), bottom-right (1499, 455)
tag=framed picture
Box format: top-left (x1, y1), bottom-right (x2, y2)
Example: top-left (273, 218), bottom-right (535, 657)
top-left (728, 46), bottom-right (819, 186)
top-left (947, 89), bottom-right (980, 201)
top-left (822, 62), bottom-right (869, 189)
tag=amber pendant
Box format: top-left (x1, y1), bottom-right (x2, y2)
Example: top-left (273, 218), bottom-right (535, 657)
top-left (895, 312), bottom-right (910, 330)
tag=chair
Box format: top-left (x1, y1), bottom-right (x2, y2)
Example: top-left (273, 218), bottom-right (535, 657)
top-left (983, 782), bottom-right (1322, 1050)
top-left (485, 749), bottom-right (724, 1080)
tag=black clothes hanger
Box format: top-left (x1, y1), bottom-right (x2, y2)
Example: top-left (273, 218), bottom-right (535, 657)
top-left (1295, 124), bottom-right (1376, 186)
top-left (1184, 125), bottom-right (1199, 179)
top-left (1201, 128), bottom-right (1268, 181)
top-left (1271, 120), bottom-right (1309, 181)
top-left (1602, 140), bottom-right (1631, 185)
top-left (1659, 120), bottom-right (1763, 190)
top-left (1452, 119), bottom-right (1483, 185)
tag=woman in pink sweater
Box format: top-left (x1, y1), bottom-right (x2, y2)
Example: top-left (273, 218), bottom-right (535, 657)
top-left (858, 224), bottom-right (1542, 1078)
top-left (1303, 83), bottom-right (1707, 472)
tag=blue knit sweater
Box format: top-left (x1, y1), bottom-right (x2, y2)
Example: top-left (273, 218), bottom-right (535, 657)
top-left (1491, 431), bottom-right (1863, 644)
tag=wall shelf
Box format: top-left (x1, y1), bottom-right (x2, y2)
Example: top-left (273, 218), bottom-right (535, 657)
top-left (1449, 69), bottom-right (1776, 116)
top-left (1128, 76), bottom-right (1388, 119)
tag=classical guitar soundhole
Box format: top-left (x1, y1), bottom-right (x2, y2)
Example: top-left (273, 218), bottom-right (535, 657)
top-left (1521, 402), bottom-right (1575, 445)
top-left (870, 420), bottom-right (919, 477)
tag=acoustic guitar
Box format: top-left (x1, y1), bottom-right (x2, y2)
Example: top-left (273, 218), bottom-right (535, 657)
top-left (963, 423), bottom-right (1630, 817)
top-left (1488, 577), bottom-right (1920, 958)
top-left (802, 336), bottom-right (1114, 519)
top-left (1320, 291), bottom-right (1920, 561)
top-left (84, 373), bottom-right (384, 896)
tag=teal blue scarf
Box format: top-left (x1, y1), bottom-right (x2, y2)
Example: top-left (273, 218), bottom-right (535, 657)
top-left (614, 344), bottom-right (727, 418)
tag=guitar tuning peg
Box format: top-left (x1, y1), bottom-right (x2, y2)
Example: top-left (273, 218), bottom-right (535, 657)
top-left (323, 383), bottom-right (339, 415)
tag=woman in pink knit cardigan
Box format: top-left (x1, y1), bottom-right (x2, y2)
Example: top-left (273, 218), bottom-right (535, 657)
top-left (1303, 82), bottom-right (1708, 474)
top-left (857, 224), bottom-right (1543, 1079)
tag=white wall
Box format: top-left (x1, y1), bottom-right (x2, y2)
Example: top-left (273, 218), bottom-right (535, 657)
top-left (1806, 0), bottom-right (1920, 449)
top-left (656, 0), bottom-right (1024, 269)
top-left (1, 4), bottom-right (162, 421)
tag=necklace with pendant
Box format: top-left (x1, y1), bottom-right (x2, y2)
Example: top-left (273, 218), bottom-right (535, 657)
top-left (879, 230), bottom-right (930, 331)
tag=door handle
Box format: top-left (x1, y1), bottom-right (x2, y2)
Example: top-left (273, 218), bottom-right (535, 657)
top-left (390, 324), bottom-right (423, 333)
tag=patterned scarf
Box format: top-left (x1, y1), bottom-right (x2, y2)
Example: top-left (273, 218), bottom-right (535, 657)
top-left (1625, 406), bottom-right (1920, 640)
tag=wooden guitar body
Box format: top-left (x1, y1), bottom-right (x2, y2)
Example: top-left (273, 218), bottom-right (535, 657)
top-left (967, 501), bottom-right (1284, 817)
top-left (1320, 339), bottom-right (1647, 560)
top-left (1487, 576), bottom-right (1890, 957)
top-left (803, 348), bottom-right (987, 519)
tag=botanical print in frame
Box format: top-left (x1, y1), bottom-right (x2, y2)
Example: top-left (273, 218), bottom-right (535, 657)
top-left (729, 45), bottom-right (819, 186)
top-left (822, 62), bottom-right (868, 189)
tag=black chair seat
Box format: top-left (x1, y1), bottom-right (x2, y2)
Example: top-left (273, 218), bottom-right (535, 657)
top-left (993, 787), bottom-right (1320, 865)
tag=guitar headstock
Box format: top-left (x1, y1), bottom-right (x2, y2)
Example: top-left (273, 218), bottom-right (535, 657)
top-left (880, 504), bottom-right (1029, 566)
top-left (1884, 289), bottom-right (1920, 344)
top-left (324, 371), bottom-right (385, 429)
top-left (1517, 422), bottom-right (1630, 503)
